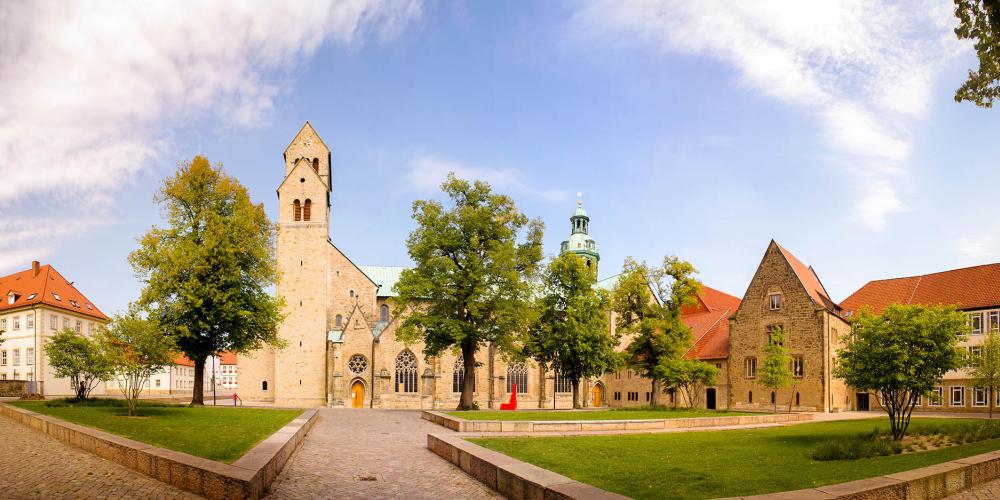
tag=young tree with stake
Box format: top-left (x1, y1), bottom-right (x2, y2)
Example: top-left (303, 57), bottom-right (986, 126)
top-left (759, 325), bottom-right (792, 414)
top-left (968, 331), bottom-right (1000, 419)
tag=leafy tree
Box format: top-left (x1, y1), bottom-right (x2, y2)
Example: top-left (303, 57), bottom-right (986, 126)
top-left (968, 331), bottom-right (1000, 418)
top-left (45, 328), bottom-right (113, 400)
top-left (393, 174), bottom-right (544, 410)
top-left (955, 0), bottom-right (1000, 107)
top-left (130, 156), bottom-right (284, 405)
top-left (526, 253), bottom-right (622, 408)
top-left (835, 304), bottom-right (968, 440)
top-left (611, 256), bottom-right (701, 407)
top-left (759, 325), bottom-right (793, 414)
top-left (98, 311), bottom-right (175, 416)
top-left (655, 358), bottom-right (718, 409)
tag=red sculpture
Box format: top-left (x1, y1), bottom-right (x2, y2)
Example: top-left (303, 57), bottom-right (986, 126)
top-left (500, 384), bottom-right (518, 410)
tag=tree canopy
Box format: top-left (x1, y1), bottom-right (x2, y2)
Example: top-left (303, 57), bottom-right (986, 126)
top-left (527, 252), bottom-right (621, 408)
top-left (835, 304), bottom-right (968, 440)
top-left (129, 156), bottom-right (284, 405)
top-left (655, 358), bottom-right (718, 408)
top-left (611, 256), bottom-right (701, 406)
top-left (45, 328), bottom-right (113, 400)
top-left (392, 174), bottom-right (544, 410)
top-left (99, 311), bottom-right (176, 416)
top-left (955, 0), bottom-right (1000, 107)
top-left (967, 331), bottom-right (1000, 418)
top-left (759, 325), bottom-right (793, 413)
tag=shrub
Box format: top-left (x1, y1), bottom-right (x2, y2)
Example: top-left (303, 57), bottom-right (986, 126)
top-left (812, 433), bottom-right (902, 461)
top-left (44, 398), bottom-right (180, 409)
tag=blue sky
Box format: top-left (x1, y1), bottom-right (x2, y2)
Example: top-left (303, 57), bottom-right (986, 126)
top-left (2, 1), bottom-right (999, 316)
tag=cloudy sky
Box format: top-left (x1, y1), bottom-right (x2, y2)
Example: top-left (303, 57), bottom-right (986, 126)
top-left (1, 0), bottom-right (998, 315)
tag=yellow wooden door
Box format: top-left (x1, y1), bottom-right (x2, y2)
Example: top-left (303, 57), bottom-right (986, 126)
top-left (592, 385), bottom-right (602, 407)
top-left (351, 381), bottom-right (364, 408)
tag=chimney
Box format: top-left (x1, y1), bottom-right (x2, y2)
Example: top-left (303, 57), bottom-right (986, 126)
top-left (32, 261), bottom-right (39, 277)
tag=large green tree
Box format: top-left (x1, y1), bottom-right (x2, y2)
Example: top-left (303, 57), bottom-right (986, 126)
top-left (955, 0), bottom-right (1000, 107)
top-left (99, 311), bottom-right (175, 416)
top-left (526, 252), bottom-right (621, 408)
top-left (610, 256), bottom-right (701, 407)
top-left (393, 174), bottom-right (544, 410)
top-left (45, 328), bottom-right (113, 400)
top-left (655, 358), bottom-right (718, 409)
top-left (130, 156), bottom-right (284, 405)
top-left (759, 325), bottom-right (792, 414)
top-left (835, 304), bottom-right (968, 440)
top-left (968, 331), bottom-right (1000, 418)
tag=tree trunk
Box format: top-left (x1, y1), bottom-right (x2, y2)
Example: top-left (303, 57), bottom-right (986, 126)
top-left (991, 387), bottom-right (995, 419)
top-left (458, 338), bottom-right (476, 410)
top-left (192, 357), bottom-right (205, 405)
top-left (651, 379), bottom-right (660, 407)
top-left (572, 379), bottom-right (580, 409)
top-left (75, 378), bottom-right (86, 400)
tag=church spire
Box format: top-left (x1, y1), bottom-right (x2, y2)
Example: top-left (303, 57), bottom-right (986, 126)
top-left (560, 194), bottom-right (600, 271)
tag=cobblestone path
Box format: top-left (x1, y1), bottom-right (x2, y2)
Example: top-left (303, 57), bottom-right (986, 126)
top-left (947, 478), bottom-right (1000, 499)
top-left (0, 414), bottom-right (198, 499)
top-left (267, 409), bottom-right (499, 499)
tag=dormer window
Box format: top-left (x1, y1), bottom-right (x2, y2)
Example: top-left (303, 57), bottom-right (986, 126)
top-left (70, 300), bottom-right (80, 308)
top-left (85, 303), bottom-right (93, 310)
top-left (7, 294), bottom-right (14, 305)
top-left (52, 292), bottom-right (61, 301)
top-left (768, 292), bottom-right (782, 310)
top-left (26, 293), bottom-right (36, 300)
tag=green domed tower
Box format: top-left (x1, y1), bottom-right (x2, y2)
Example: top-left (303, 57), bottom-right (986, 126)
top-left (559, 195), bottom-right (600, 272)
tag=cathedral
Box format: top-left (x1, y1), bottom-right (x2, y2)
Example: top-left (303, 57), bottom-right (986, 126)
top-left (238, 122), bottom-right (607, 409)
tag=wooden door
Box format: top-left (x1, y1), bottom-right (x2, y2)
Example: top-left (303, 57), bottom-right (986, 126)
top-left (351, 381), bottom-right (365, 408)
top-left (592, 385), bottom-right (602, 407)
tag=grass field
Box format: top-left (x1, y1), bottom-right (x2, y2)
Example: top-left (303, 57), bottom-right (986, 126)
top-left (447, 408), bottom-right (755, 421)
top-left (12, 399), bottom-right (301, 463)
top-left (471, 418), bottom-right (1000, 499)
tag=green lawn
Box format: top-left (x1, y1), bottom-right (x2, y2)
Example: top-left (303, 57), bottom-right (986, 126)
top-left (447, 409), bottom-right (754, 421)
top-left (12, 400), bottom-right (301, 463)
top-left (471, 418), bottom-right (1000, 499)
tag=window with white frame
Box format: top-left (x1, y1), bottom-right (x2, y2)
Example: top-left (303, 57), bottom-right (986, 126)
top-left (970, 345), bottom-right (983, 357)
top-left (12, 316), bottom-right (19, 330)
top-left (768, 293), bottom-right (782, 310)
top-left (929, 386), bottom-right (944, 406)
top-left (970, 312), bottom-right (984, 335)
top-left (26, 313), bottom-right (33, 329)
top-left (745, 357), bottom-right (757, 378)
top-left (12, 349), bottom-right (19, 366)
top-left (50, 314), bottom-right (57, 330)
top-left (0, 318), bottom-right (5, 330)
top-left (974, 387), bottom-right (988, 406)
top-left (951, 386), bottom-right (965, 406)
top-left (991, 311), bottom-right (1000, 333)
top-left (26, 348), bottom-right (33, 366)
top-left (75, 320), bottom-right (82, 333)
top-left (63, 318), bottom-right (69, 329)
top-left (792, 356), bottom-right (804, 378)
top-left (1, 350), bottom-right (6, 366)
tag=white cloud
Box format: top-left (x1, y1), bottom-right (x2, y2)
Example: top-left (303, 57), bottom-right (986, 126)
top-left (573, 0), bottom-right (961, 230)
top-left (0, 0), bottom-right (421, 273)
top-left (406, 155), bottom-right (568, 203)
top-left (955, 236), bottom-right (996, 261)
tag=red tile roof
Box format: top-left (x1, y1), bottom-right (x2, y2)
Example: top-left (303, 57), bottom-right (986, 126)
top-left (775, 241), bottom-right (840, 313)
top-left (840, 263), bottom-right (1000, 315)
top-left (684, 285), bottom-right (741, 360)
top-left (219, 351), bottom-right (237, 365)
top-left (0, 262), bottom-right (109, 321)
top-left (172, 355), bottom-right (195, 367)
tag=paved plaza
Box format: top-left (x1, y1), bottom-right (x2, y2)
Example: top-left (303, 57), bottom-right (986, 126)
top-left (266, 408), bottom-right (497, 499)
top-left (0, 413), bottom-right (198, 499)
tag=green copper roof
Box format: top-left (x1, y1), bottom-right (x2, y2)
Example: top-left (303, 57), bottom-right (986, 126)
top-left (359, 265), bottom-right (409, 297)
top-left (594, 273), bottom-right (621, 291)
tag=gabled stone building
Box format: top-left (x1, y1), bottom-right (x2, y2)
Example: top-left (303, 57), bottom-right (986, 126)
top-left (728, 240), bottom-right (852, 412)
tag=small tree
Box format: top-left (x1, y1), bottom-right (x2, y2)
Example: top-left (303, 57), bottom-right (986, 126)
top-left (527, 253), bottom-right (622, 408)
top-left (836, 304), bottom-right (968, 440)
top-left (393, 174), bottom-right (544, 410)
top-left (99, 311), bottom-right (175, 416)
top-left (968, 331), bottom-right (1000, 419)
top-left (45, 328), bottom-right (113, 400)
top-left (759, 325), bottom-right (793, 413)
top-left (656, 358), bottom-right (718, 408)
top-left (611, 256), bottom-right (701, 407)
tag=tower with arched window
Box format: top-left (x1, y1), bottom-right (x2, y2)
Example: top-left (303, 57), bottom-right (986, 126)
top-left (558, 195), bottom-right (600, 272)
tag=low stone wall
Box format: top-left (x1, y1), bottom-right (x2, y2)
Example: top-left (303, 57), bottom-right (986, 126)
top-left (422, 410), bottom-right (812, 433)
top-left (0, 402), bottom-right (317, 499)
top-left (428, 432), bottom-right (628, 500)
top-left (0, 380), bottom-right (29, 397)
top-left (742, 448), bottom-right (1000, 499)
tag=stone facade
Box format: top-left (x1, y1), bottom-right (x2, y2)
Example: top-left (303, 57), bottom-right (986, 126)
top-left (728, 240), bottom-right (852, 412)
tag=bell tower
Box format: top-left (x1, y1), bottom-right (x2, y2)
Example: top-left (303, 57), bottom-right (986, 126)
top-left (559, 193), bottom-right (600, 272)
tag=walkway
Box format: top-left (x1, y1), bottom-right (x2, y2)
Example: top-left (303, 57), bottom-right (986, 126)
top-left (267, 409), bottom-right (498, 499)
top-left (0, 413), bottom-right (197, 499)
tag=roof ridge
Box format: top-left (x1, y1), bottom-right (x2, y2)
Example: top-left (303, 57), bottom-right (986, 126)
top-left (861, 262), bottom-right (1000, 283)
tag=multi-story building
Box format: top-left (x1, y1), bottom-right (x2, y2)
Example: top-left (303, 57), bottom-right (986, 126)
top-left (219, 351), bottom-right (238, 390)
top-left (841, 264), bottom-right (1000, 413)
top-left (0, 261), bottom-right (110, 396)
top-left (104, 355), bottom-right (206, 396)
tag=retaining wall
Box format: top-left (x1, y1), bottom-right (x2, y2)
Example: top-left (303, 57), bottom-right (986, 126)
top-left (422, 410), bottom-right (812, 433)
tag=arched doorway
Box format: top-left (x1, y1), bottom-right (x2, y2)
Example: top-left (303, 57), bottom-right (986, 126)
top-left (351, 380), bottom-right (365, 408)
top-left (592, 383), bottom-right (604, 407)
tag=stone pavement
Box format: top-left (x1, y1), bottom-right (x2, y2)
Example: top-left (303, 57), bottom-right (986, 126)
top-left (0, 414), bottom-right (198, 500)
top-left (267, 409), bottom-right (499, 499)
top-left (947, 477), bottom-right (1000, 499)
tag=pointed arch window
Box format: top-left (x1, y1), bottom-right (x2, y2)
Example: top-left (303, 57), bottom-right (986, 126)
top-left (395, 350), bottom-right (418, 393)
top-left (303, 199), bottom-right (312, 221)
top-left (506, 362), bottom-right (527, 395)
top-left (312, 158), bottom-right (319, 173)
top-left (453, 355), bottom-right (476, 393)
top-left (293, 199), bottom-right (302, 221)
top-left (380, 304), bottom-right (389, 322)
